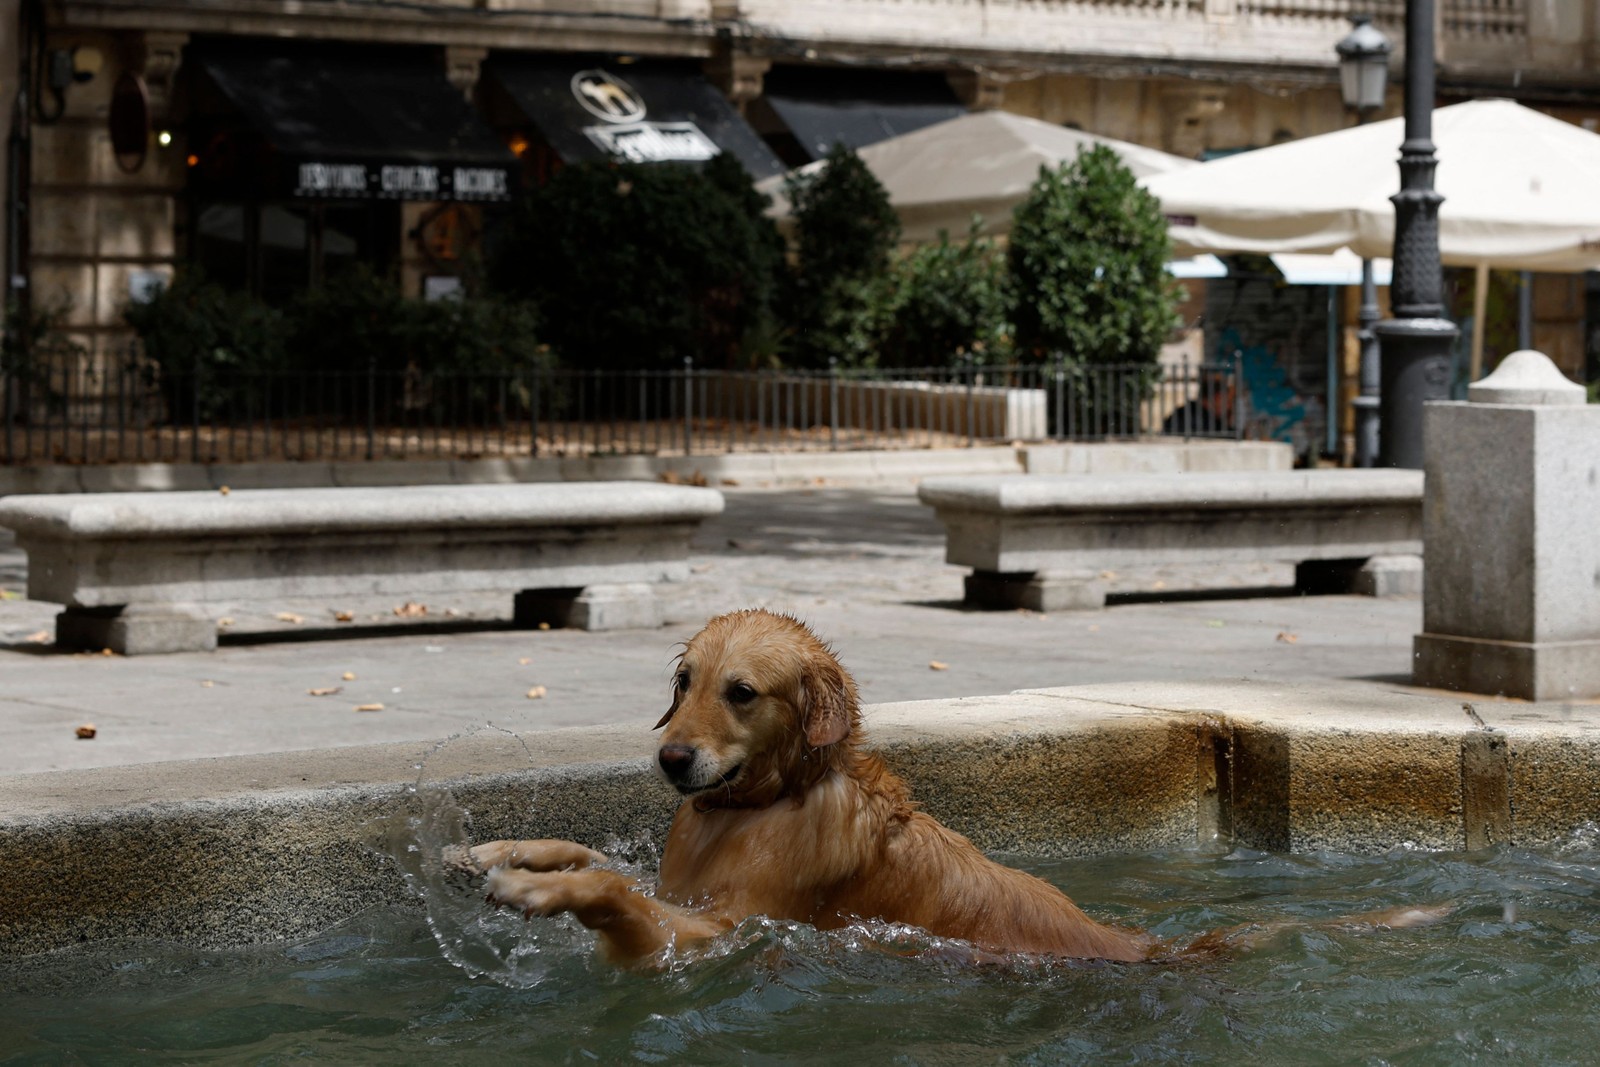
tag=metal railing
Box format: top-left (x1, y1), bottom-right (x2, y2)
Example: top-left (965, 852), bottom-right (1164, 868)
top-left (0, 354), bottom-right (1241, 466)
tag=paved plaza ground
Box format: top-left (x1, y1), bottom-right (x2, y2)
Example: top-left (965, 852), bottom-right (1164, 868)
top-left (0, 483), bottom-right (1428, 777)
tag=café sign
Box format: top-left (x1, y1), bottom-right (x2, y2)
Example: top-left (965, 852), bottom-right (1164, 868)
top-left (293, 161), bottom-right (511, 201)
top-left (571, 68), bottom-right (722, 165)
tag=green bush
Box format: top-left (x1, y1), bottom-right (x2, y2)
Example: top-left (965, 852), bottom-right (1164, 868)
top-left (122, 270), bottom-right (288, 378)
top-left (784, 143), bottom-right (900, 368)
top-left (2, 300), bottom-right (90, 420)
top-left (876, 224), bottom-right (1011, 368)
top-left (1007, 145), bottom-right (1180, 364)
top-left (487, 156), bottom-right (785, 369)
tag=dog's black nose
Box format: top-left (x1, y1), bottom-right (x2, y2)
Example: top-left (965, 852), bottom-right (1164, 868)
top-left (658, 744), bottom-right (696, 781)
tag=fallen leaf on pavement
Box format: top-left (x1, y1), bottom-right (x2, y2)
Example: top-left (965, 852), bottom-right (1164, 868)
top-left (1276, 632), bottom-right (1299, 644)
top-left (200, 680), bottom-right (215, 688)
top-left (342, 671), bottom-right (357, 681)
top-left (394, 602), bottom-right (427, 618)
top-left (308, 686), bottom-right (343, 697)
top-left (354, 703), bottom-right (384, 712)
top-left (929, 660), bottom-right (949, 671)
top-left (217, 617), bottom-right (234, 628)
top-left (333, 610), bottom-right (355, 623)
top-left (76, 724), bottom-right (97, 739)
top-left (25, 630), bottom-right (49, 643)
top-left (219, 486), bottom-right (230, 495)
top-left (518, 657), bottom-right (531, 665)
top-left (691, 563), bottom-right (714, 574)
top-left (275, 612), bottom-right (304, 624)
top-left (526, 685), bottom-right (548, 700)
top-left (537, 622), bottom-right (550, 631)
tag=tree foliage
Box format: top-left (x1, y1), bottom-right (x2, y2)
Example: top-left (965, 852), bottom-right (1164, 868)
top-left (487, 156), bottom-right (785, 369)
top-left (783, 144), bottom-right (900, 367)
top-left (1007, 144), bottom-right (1180, 364)
top-left (876, 225), bottom-right (1011, 367)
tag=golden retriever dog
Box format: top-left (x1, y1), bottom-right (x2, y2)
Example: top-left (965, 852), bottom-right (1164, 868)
top-left (457, 609), bottom-right (1441, 967)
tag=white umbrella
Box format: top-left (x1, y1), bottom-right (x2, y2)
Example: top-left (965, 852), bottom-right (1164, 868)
top-left (756, 110), bottom-right (1198, 244)
top-left (1143, 98), bottom-right (1600, 274)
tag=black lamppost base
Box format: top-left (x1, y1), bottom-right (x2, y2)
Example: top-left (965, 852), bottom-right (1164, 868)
top-left (1374, 316), bottom-right (1457, 469)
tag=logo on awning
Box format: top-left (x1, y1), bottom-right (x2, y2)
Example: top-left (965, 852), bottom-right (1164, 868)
top-left (571, 70), bottom-right (646, 124)
top-left (583, 122), bottom-right (719, 164)
top-left (570, 68), bottom-right (721, 164)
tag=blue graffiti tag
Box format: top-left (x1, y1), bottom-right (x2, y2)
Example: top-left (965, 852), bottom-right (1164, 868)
top-left (1217, 328), bottom-right (1305, 444)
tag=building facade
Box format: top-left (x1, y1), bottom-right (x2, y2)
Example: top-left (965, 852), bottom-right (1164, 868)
top-left (4, 0), bottom-right (1598, 451)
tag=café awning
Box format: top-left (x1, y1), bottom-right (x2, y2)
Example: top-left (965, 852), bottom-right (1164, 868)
top-left (194, 42), bottom-right (517, 202)
top-left (486, 55), bottom-right (785, 180)
top-left (760, 67), bottom-right (966, 161)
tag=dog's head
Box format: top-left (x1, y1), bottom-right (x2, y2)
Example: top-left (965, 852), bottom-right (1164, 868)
top-left (653, 609), bottom-right (859, 807)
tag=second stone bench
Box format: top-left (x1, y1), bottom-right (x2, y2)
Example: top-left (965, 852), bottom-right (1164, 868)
top-left (917, 469), bottom-right (1424, 611)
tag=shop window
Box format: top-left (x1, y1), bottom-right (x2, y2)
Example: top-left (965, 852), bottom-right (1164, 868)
top-left (190, 201), bottom-right (399, 302)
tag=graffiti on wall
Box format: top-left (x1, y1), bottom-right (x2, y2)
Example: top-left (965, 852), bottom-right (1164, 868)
top-left (1214, 327), bottom-right (1319, 453)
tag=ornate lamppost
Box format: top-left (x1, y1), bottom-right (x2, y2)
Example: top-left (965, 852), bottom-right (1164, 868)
top-left (1373, 0), bottom-right (1458, 469)
top-left (1336, 15), bottom-right (1390, 468)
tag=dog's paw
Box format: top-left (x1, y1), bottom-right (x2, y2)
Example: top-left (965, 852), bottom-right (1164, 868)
top-left (441, 844), bottom-right (483, 875)
top-left (485, 868), bottom-right (572, 919)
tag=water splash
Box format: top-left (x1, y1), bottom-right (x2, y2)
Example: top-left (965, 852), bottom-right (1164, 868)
top-left (368, 723), bottom-right (588, 989)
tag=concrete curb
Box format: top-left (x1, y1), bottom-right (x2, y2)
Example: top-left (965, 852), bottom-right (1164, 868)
top-left (0, 441), bottom-right (1292, 496)
top-left (3, 677), bottom-right (1596, 957)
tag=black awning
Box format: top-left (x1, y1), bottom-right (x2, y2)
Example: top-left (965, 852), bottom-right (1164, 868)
top-left (485, 55), bottom-right (785, 181)
top-left (761, 68), bottom-right (966, 161)
top-left (194, 43), bottom-right (517, 202)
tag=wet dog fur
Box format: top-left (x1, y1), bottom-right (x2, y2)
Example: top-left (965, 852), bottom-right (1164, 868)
top-left (459, 609), bottom-right (1444, 967)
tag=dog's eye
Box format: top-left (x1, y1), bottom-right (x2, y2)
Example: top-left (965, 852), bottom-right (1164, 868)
top-left (726, 682), bottom-right (758, 705)
top-left (674, 670), bottom-right (691, 693)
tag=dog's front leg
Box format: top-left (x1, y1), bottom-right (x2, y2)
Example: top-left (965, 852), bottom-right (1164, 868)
top-left (446, 838), bottom-right (608, 876)
top-left (485, 867), bottom-right (729, 966)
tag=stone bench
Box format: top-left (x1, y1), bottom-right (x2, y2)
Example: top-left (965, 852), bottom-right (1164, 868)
top-left (917, 470), bottom-right (1424, 611)
top-left (0, 482), bottom-right (724, 654)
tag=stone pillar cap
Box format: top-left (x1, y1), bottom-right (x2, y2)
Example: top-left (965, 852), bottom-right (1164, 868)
top-left (1467, 350), bottom-right (1586, 406)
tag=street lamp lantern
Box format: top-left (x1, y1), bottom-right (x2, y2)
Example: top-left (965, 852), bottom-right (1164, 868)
top-left (1336, 14), bottom-right (1391, 467)
top-left (1336, 15), bottom-right (1392, 114)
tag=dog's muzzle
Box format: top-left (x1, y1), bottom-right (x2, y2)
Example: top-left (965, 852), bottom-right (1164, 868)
top-left (657, 744), bottom-right (740, 795)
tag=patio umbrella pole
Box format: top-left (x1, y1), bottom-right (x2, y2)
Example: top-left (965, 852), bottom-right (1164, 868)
top-left (1373, 0), bottom-right (1460, 469)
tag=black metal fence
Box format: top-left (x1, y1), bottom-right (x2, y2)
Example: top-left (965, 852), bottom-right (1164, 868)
top-left (0, 354), bottom-right (1241, 466)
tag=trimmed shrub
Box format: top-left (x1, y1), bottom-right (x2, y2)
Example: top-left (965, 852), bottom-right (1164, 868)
top-left (1007, 144), bottom-right (1180, 364)
top-left (877, 225), bottom-right (1011, 367)
top-left (487, 157), bottom-right (786, 369)
top-left (783, 143), bottom-right (900, 368)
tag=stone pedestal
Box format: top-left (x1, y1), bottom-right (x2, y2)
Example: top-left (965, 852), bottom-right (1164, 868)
top-left (1412, 350), bottom-right (1600, 700)
top-left (57, 604), bottom-right (217, 655)
top-left (514, 583), bottom-right (663, 631)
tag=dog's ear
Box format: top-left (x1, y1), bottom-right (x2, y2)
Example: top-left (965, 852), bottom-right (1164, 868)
top-left (801, 653), bottom-right (856, 748)
top-left (655, 688), bottom-right (680, 730)
top-left (656, 660), bottom-right (686, 729)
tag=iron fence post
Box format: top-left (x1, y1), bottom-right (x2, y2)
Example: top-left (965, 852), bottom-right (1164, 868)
top-left (530, 364), bottom-right (541, 458)
top-left (683, 356), bottom-right (693, 455)
top-left (828, 358), bottom-right (839, 451)
top-left (1233, 351), bottom-right (1245, 440)
top-left (190, 351), bottom-right (200, 464)
top-left (964, 354), bottom-right (976, 448)
top-left (365, 355), bottom-right (376, 461)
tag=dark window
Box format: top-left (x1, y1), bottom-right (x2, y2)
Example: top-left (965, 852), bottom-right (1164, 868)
top-left (190, 200), bottom-right (399, 302)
